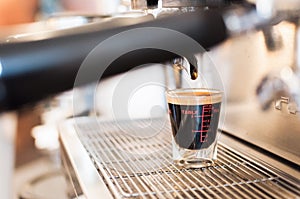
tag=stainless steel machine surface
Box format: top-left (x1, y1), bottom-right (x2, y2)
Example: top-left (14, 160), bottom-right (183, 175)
top-left (1, 1), bottom-right (300, 198)
top-left (59, 117), bottom-right (300, 199)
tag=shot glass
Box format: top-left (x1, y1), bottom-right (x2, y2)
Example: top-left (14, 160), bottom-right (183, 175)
top-left (166, 88), bottom-right (222, 168)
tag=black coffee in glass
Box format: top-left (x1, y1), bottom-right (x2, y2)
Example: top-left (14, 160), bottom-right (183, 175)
top-left (166, 88), bottom-right (222, 168)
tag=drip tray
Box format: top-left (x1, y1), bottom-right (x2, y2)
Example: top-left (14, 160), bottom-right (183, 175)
top-left (60, 117), bottom-right (300, 199)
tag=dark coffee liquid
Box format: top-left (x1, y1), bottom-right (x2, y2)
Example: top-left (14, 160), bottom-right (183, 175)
top-left (189, 63), bottom-right (198, 80)
top-left (168, 102), bottom-right (221, 150)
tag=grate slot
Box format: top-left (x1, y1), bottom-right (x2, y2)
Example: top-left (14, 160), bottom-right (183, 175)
top-left (216, 150), bottom-right (277, 199)
top-left (207, 166), bottom-right (256, 199)
top-left (214, 158), bottom-right (271, 199)
top-left (75, 118), bottom-right (300, 199)
top-left (217, 146), bottom-right (298, 199)
top-left (276, 178), bottom-right (300, 196)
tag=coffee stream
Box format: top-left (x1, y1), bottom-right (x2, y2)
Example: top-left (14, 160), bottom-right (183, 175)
top-left (189, 63), bottom-right (198, 80)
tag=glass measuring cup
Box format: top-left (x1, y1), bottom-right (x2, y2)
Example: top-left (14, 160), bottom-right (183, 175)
top-left (166, 88), bottom-right (222, 168)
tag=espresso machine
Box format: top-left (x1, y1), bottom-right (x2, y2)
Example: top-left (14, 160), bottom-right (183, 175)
top-left (0, 0), bottom-right (300, 198)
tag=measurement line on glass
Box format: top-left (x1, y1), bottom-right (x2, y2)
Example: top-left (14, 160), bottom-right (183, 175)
top-left (193, 115), bottom-right (212, 118)
top-left (192, 130), bottom-right (209, 133)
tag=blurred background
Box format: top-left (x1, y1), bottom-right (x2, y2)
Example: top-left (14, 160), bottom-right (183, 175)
top-left (1, 0), bottom-right (300, 198)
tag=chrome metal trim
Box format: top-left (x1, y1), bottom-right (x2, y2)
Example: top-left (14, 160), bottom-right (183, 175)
top-left (59, 119), bottom-right (114, 199)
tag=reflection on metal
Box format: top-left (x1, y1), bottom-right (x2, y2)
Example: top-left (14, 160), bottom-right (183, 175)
top-left (0, 112), bottom-right (17, 199)
top-left (275, 96), bottom-right (299, 114)
top-left (262, 26), bottom-right (283, 51)
top-left (131, 0), bottom-right (147, 10)
top-left (162, 0), bottom-right (226, 8)
top-left (256, 24), bottom-right (300, 113)
top-left (0, 59), bottom-right (2, 76)
top-left (275, 96), bottom-right (289, 110)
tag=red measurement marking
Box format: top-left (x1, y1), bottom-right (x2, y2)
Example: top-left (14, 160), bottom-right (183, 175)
top-left (194, 114), bottom-right (212, 118)
top-left (181, 110), bottom-right (198, 115)
top-left (201, 105), bottom-right (209, 142)
top-left (200, 133), bottom-right (208, 142)
top-left (203, 106), bottom-right (212, 115)
top-left (203, 119), bottom-right (210, 123)
top-left (192, 130), bottom-right (208, 142)
top-left (192, 130), bottom-right (209, 133)
top-left (191, 104), bottom-right (214, 143)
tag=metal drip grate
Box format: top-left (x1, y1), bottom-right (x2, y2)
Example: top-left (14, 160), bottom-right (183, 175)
top-left (75, 118), bottom-right (300, 199)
